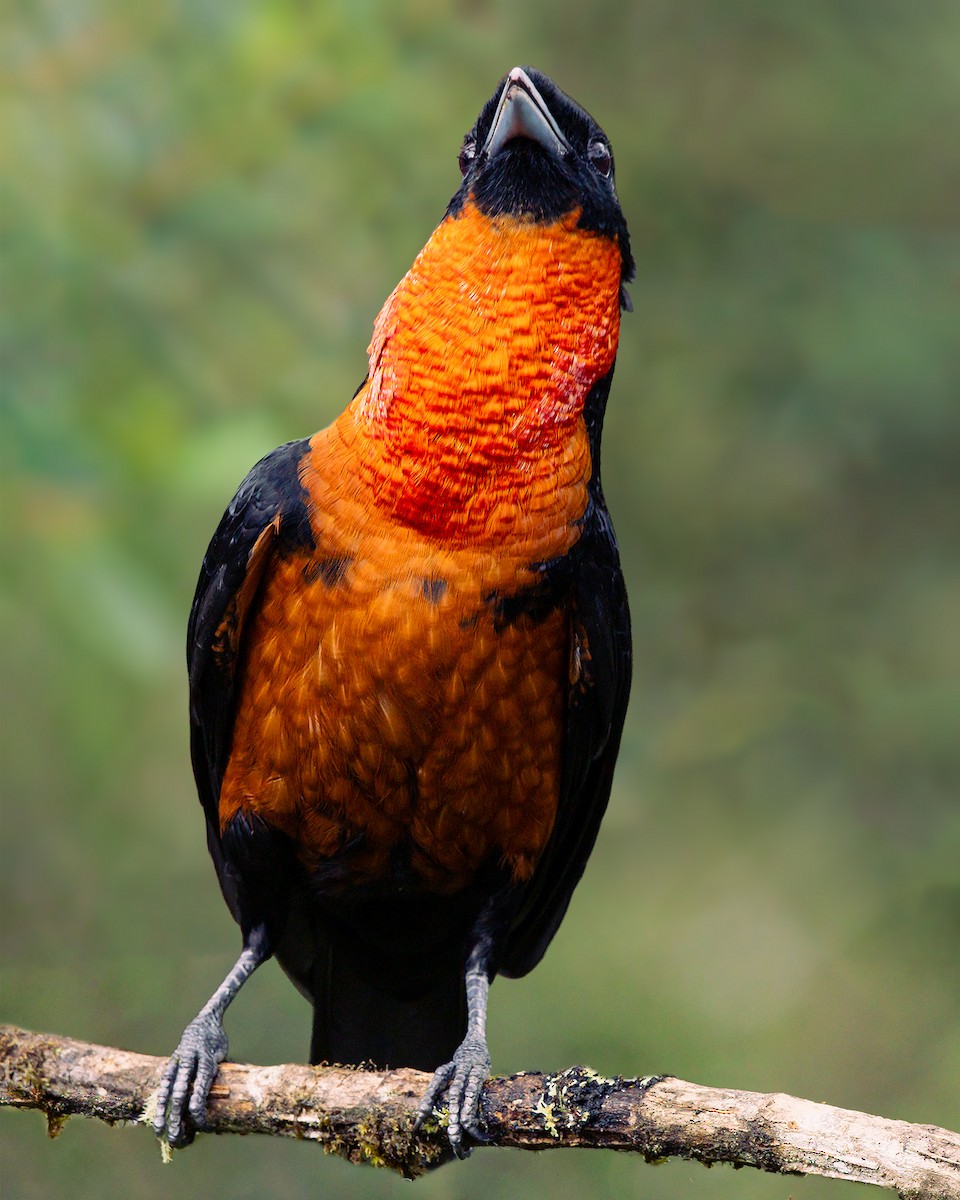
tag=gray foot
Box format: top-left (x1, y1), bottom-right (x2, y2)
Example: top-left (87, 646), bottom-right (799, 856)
top-left (153, 1010), bottom-right (228, 1147)
top-left (416, 1031), bottom-right (492, 1158)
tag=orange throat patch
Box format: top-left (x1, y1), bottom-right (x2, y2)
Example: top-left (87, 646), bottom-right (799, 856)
top-left (346, 201), bottom-right (623, 543)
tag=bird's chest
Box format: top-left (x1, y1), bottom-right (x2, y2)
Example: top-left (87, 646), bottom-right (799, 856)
top-left (219, 531), bottom-right (572, 891)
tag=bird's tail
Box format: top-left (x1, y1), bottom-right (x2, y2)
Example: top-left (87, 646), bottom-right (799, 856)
top-left (309, 946), bottom-right (466, 1072)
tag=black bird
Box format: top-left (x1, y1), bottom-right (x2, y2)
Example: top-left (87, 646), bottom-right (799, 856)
top-left (153, 65), bottom-right (633, 1157)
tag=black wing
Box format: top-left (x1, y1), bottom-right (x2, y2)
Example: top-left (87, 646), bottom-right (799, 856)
top-left (186, 438), bottom-right (314, 931)
top-left (499, 389), bottom-right (632, 978)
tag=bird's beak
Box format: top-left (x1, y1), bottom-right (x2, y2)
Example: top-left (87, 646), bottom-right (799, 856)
top-left (482, 67), bottom-right (571, 162)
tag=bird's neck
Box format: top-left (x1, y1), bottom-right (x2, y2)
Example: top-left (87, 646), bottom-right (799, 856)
top-left (342, 201), bottom-right (622, 544)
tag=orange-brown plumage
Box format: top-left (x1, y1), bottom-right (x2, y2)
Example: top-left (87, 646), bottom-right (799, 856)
top-left (218, 200), bottom-right (621, 888)
top-left (219, 547), bottom-right (568, 887)
top-left (156, 67), bottom-right (635, 1156)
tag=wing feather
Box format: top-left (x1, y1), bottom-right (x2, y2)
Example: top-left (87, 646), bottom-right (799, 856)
top-left (186, 439), bottom-right (314, 924)
top-left (500, 483), bottom-right (631, 972)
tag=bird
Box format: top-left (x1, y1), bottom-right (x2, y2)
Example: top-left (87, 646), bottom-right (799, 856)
top-left (153, 65), bottom-right (634, 1157)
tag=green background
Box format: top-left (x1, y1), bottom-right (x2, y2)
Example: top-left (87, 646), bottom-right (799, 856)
top-left (2, 2), bottom-right (958, 1197)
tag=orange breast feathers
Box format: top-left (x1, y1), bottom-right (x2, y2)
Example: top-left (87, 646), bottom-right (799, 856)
top-left (219, 546), bottom-right (570, 889)
top-left (217, 201), bottom-right (624, 889)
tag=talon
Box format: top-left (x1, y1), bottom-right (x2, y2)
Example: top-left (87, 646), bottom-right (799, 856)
top-left (415, 1059), bottom-right (455, 1130)
top-left (449, 1123), bottom-right (471, 1159)
top-left (153, 1010), bottom-right (228, 1146)
top-left (415, 1032), bottom-right (491, 1154)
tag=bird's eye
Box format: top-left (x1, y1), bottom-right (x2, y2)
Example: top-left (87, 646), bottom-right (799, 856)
top-left (458, 139), bottom-right (477, 176)
top-left (588, 140), bottom-right (612, 178)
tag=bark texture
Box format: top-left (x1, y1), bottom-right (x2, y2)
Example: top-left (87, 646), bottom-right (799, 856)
top-left (1, 1024), bottom-right (957, 1196)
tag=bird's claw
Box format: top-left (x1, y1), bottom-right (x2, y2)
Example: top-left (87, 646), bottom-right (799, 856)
top-left (415, 1032), bottom-right (491, 1157)
top-left (153, 1010), bottom-right (228, 1147)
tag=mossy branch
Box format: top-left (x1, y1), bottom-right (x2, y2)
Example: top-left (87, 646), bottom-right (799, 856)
top-left (1, 1024), bottom-right (956, 1196)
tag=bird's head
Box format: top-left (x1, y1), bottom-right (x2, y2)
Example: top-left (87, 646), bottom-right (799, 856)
top-left (448, 67), bottom-right (634, 298)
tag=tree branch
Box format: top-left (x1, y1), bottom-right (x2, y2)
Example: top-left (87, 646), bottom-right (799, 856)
top-left (1, 1024), bottom-right (956, 1196)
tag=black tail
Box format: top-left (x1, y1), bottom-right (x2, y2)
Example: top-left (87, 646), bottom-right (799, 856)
top-left (309, 946), bottom-right (466, 1071)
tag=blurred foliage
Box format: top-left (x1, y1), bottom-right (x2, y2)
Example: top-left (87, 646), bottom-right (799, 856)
top-left (2, 1), bottom-right (958, 1197)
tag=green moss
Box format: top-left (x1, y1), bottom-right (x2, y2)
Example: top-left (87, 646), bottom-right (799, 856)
top-left (45, 1113), bottom-right (68, 1139)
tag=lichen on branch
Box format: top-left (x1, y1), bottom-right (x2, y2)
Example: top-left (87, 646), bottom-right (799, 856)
top-left (1, 1024), bottom-right (957, 1196)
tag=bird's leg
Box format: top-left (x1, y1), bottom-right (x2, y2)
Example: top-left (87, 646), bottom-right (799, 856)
top-left (153, 923), bottom-right (270, 1147)
top-left (416, 935), bottom-right (494, 1158)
